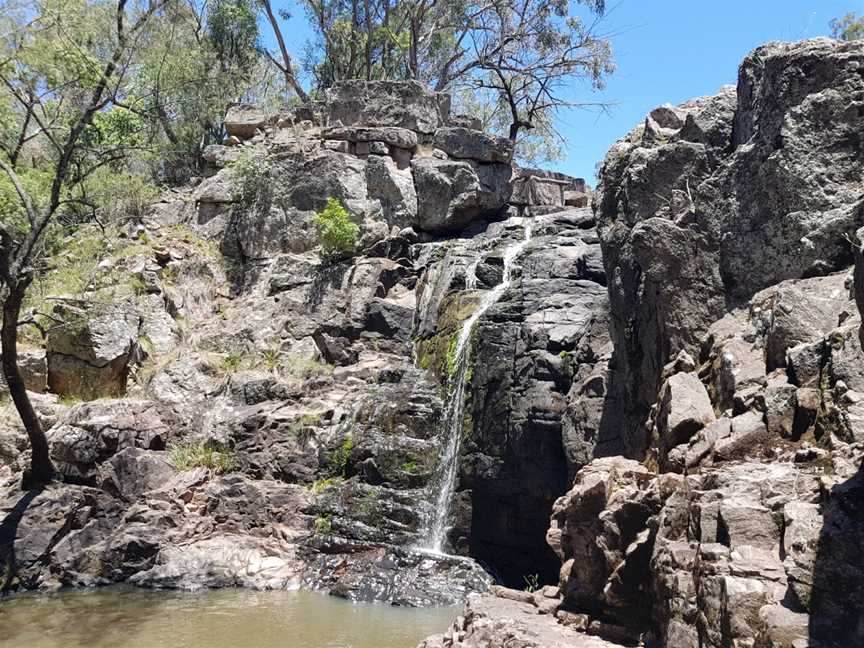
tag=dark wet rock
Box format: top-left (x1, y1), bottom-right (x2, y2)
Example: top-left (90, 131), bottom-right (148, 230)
top-left (305, 545), bottom-right (491, 607)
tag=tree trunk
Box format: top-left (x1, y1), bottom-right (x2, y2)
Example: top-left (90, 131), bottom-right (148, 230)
top-left (9, 106), bottom-right (32, 169)
top-left (1, 281), bottom-right (54, 486)
top-left (364, 0), bottom-right (373, 80)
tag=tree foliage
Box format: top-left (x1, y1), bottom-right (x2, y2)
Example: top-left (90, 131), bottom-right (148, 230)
top-left (0, 0), bottom-right (172, 486)
top-left (831, 13), bottom-right (864, 41)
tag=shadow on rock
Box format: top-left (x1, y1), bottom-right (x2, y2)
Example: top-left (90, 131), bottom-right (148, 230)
top-left (808, 461), bottom-right (864, 647)
top-left (0, 488), bottom-right (41, 593)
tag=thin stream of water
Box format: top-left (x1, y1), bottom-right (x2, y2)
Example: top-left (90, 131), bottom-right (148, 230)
top-left (422, 217), bottom-right (534, 553)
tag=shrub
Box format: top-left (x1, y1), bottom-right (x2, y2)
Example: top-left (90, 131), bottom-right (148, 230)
top-left (313, 515), bottom-right (332, 536)
top-left (218, 350), bottom-right (245, 374)
top-left (230, 148), bottom-right (270, 204)
top-left (328, 436), bottom-right (353, 476)
top-left (168, 440), bottom-right (235, 472)
top-left (314, 197), bottom-right (359, 261)
top-left (311, 476), bottom-right (344, 494)
top-left (283, 356), bottom-right (333, 379)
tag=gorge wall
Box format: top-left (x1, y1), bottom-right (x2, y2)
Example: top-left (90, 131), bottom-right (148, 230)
top-left (422, 37), bottom-right (864, 648)
top-left (0, 74), bottom-right (597, 602)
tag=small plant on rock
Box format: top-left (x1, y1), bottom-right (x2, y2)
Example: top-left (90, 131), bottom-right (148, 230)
top-left (230, 148), bottom-right (271, 205)
top-left (314, 197), bottom-right (359, 262)
top-left (328, 436), bottom-right (353, 476)
top-left (168, 440), bottom-right (235, 473)
top-left (260, 347), bottom-right (282, 373)
top-left (523, 573), bottom-right (540, 593)
top-left (311, 476), bottom-right (344, 494)
top-left (218, 350), bottom-right (245, 374)
top-left (283, 356), bottom-right (334, 379)
top-left (313, 515), bottom-right (332, 536)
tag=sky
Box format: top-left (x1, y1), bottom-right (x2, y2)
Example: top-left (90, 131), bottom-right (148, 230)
top-left (264, 0), bottom-right (863, 182)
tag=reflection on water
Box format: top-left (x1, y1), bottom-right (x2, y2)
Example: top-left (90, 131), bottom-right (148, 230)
top-left (0, 587), bottom-right (456, 648)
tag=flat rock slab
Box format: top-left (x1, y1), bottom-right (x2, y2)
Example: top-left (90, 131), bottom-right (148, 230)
top-left (418, 594), bottom-right (630, 648)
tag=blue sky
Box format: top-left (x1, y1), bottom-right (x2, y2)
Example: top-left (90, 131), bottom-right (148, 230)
top-left (264, 0), bottom-right (863, 182)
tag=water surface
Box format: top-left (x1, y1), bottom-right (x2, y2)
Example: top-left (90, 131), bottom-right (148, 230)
top-left (0, 587), bottom-right (456, 648)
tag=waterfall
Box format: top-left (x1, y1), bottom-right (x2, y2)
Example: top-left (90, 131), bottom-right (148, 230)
top-left (422, 217), bottom-right (534, 554)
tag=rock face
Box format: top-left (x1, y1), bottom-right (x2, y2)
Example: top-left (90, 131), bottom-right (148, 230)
top-left (416, 36), bottom-right (864, 648)
top-left (46, 301), bottom-right (141, 399)
top-left (454, 208), bottom-right (611, 585)
top-left (596, 38), bottom-right (864, 458)
top-left (0, 78), bottom-right (597, 609)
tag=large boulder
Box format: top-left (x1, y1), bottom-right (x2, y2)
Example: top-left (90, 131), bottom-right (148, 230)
top-left (654, 371), bottom-right (716, 466)
top-left (547, 457), bottom-right (662, 627)
top-left (224, 104), bottom-right (269, 139)
top-left (325, 80), bottom-right (446, 134)
top-left (46, 301), bottom-right (141, 399)
top-left (47, 399), bottom-right (173, 482)
top-left (366, 154), bottom-right (418, 229)
top-left (411, 158), bottom-right (511, 232)
top-left (322, 126), bottom-right (419, 150)
top-left (432, 127), bottom-right (513, 163)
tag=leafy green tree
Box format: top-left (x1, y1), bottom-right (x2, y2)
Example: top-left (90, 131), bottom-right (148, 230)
top-left (314, 197), bottom-right (359, 261)
top-left (0, 0), bottom-right (168, 487)
top-left (831, 12), bottom-right (864, 41)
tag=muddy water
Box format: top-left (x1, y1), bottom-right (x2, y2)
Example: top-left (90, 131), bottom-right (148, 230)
top-left (0, 587), bottom-right (456, 648)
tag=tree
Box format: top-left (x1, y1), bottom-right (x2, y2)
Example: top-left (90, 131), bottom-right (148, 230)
top-left (0, 0), bottom-right (168, 487)
top-left (260, 0), bottom-right (310, 101)
top-left (831, 12), bottom-right (864, 41)
top-left (452, 0), bottom-right (611, 142)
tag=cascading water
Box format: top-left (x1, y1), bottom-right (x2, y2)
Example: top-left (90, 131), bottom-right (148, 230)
top-left (421, 216), bottom-right (535, 553)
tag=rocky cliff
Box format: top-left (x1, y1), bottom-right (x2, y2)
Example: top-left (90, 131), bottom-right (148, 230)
top-left (420, 37), bottom-right (864, 648)
top-left (1, 36), bottom-right (863, 648)
top-left (0, 77), bottom-right (594, 604)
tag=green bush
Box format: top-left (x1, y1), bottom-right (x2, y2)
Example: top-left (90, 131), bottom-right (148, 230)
top-left (314, 197), bottom-right (359, 261)
top-left (328, 436), bottom-right (353, 476)
top-left (313, 515), bottom-right (332, 536)
top-left (230, 148), bottom-right (270, 204)
top-left (282, 356), bottom-right (334, 379)
top-left (311, 476), bottom-right (344, 494)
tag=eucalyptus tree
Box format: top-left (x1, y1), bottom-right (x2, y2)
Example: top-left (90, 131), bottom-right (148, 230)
top-left (0, 0), bottom-right (169, 487)
top-left (831, 12), bottom-right (864, 41)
